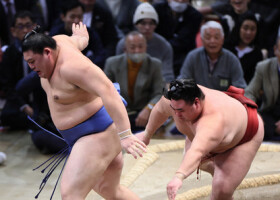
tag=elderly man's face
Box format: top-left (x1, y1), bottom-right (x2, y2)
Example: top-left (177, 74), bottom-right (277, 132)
top-left (202, 28), bottom-right (224, 56)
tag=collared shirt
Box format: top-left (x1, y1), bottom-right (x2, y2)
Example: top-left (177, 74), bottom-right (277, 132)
top-left (206, 55), bottom-right (218, 73)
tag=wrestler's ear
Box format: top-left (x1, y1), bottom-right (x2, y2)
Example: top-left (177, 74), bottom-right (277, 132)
top-left (43, 48), bottom-right (51, 57)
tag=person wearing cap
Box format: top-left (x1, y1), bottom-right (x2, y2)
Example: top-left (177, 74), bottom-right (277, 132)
top-left (153, 0), bottom-right (203, 77)
top-left (105, 31), bottom-right (164, 132)
top-left (115, 2), bottom-right (174, 85)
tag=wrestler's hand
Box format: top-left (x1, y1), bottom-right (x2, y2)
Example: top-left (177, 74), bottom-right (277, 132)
top-left (121, 135), bottom-right (147, 159)
top-left (135, 131), bottom-right (151, 145)
top-left (167, 176), bottom-right (183, 200)
top-left (135, 108), bottom-right (150, 127)
top-left (72, 21), bottom-right (89, 39)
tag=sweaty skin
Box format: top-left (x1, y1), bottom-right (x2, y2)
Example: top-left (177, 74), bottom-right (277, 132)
top-left (137, 85), bottom-right (264, 200)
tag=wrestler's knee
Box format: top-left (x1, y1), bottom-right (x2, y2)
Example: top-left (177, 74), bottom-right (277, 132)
top-left (95, 153), bottom-right (124, 197)
top-left (212, 177), bottom-right (235, 199)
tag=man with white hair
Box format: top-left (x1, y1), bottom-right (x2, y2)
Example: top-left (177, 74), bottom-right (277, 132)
top-left (115, 2), bottom-right (174, 85)
top-left (179, 20), bottom-right (247, 91)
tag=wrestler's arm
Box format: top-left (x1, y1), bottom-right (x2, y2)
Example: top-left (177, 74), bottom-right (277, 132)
top-left (62, 62), bottom-right (146, 158)
top-left (69, 22), bottom-right (89, 51)
top-left (167, 114), bottom-right (224, 200)
top-left (136, 96), bottom-right (172, 145)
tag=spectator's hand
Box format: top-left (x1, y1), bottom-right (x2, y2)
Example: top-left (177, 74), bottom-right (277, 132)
top-left (135, 131), bottom-right (151, 145)
top-left (23, 105), bottom-right (34, 117)
top-left (135, 108), bottom-right (151, 127)
top-left (275, 120), bottom-right (280, 135)
top-left (120, 135), bottom-right (146, 159)
top-left (167, 176), bottom-right (183, 200)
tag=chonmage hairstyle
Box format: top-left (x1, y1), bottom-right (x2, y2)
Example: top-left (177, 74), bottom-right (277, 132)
top-left (22, 25), bottom-right (57, 54)
top-left (164, 79), bottom-right (205, 104)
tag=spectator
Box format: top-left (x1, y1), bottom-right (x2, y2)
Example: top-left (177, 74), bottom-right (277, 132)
top-left (153, 0), bottom-right (202, 76)
top-left (79, 0), bottom-right (119, 57)
top-left (245, 36), bottom-right (280, 141)
top-left (34, 0), bottom-right (69, 32)
top-left (116, 2), bottom-right (174, 85)
top-left (179, 21), bottom-right (246, 91)
top-left (0, 10), bottom-right (36, 130)
top-left (97, 0), bottom-right (140, 38)
top-left (15, 71), bottom-right (67, 154)
top-left (49, 0), bottom-right (106, 68)
top-left (0, 0), bottom-right (43, 45)
top-left (104, 31), bottom-right (163, 132)
top-left (225, 12), bottom-right (263, 84)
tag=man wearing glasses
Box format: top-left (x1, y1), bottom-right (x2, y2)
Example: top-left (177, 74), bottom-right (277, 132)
top-left (137, 79), bottom-right (264, 200)
top-left (0, 10), bottom-right (36, 130)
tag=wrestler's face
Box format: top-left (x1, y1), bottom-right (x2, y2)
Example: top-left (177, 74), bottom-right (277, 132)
top-left (135, 19), bottom-right (157, 40)
top-left (61, 6), bottom-right (84, 34)
top-left (240, 19), bottom-right (257, 46)
top-left (230, 0), bottom-right (250, 14)
top-left (170, 99), bottom-right (199, 122)
top-left (23, 49), bottom-right (53, 79)
top-left (202, 28), bottom-right (224, 57)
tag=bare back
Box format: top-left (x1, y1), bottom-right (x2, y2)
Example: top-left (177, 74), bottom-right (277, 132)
top-left (41, 35), bottom-right (103, 130)
top-left (173, 86), bottom-right (249, 153)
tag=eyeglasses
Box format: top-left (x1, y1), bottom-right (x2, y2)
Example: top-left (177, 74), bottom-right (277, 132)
top-left (15, 23), bottom-right (34, 30)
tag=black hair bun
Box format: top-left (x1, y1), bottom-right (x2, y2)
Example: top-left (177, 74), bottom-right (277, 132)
top-left (33, 25), bottom-right (41, 33)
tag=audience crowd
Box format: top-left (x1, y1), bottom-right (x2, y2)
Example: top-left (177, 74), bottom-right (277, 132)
top-left (1, 0), bottom-right (280, 155)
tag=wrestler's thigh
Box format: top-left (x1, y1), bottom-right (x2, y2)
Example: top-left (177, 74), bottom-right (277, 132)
top-left (93, 152), bottom-right (123, 196)
top-left (61, 126), bottom-right (121, 198)
top-left (212, 115), bottom-right (264, 192)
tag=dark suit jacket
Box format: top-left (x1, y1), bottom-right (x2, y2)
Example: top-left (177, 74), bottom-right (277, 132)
top-left (153, 1), bottom-right (202, 75)
top-left (0, 0), bottom-right (41, 45)
top-left (90, 2), bottom-right (119, 57)
top-left (0, 40), bottom-right (26, 98)
top-left (97, 0), bottom-right (139, 36)
top-left (49, 24), bottom-right (107, 68)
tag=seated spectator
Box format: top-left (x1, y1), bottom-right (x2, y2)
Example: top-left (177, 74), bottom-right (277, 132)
top-left (225, 12), bottom-right (263, 84)
top-left (153, 0), bottom-right (202, 76)
top-left (115, 2), bottom-right (174, 85)
top-left (199, 0), bottom-right (280, 58)
top-left (245, 36), bottom-right (280, 141)
top-left (208, 0), bottom-right (266, 55)
top-left (15, 71), bottom-right (67, 154)
top-left (104, 31), bottom-right (163, 132)
top-left (0, 0), bottom-right (43, 46)
top-left (0, 10), bottom-right (36, 130)
top-left (97, 0), bottom-right (140, 38)
top-left (79, 0), bottom-right (119, 57)
top-left (178, 21), bottom-right (246, 91)
top-left (49, 0), bottom-right (106, 68)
